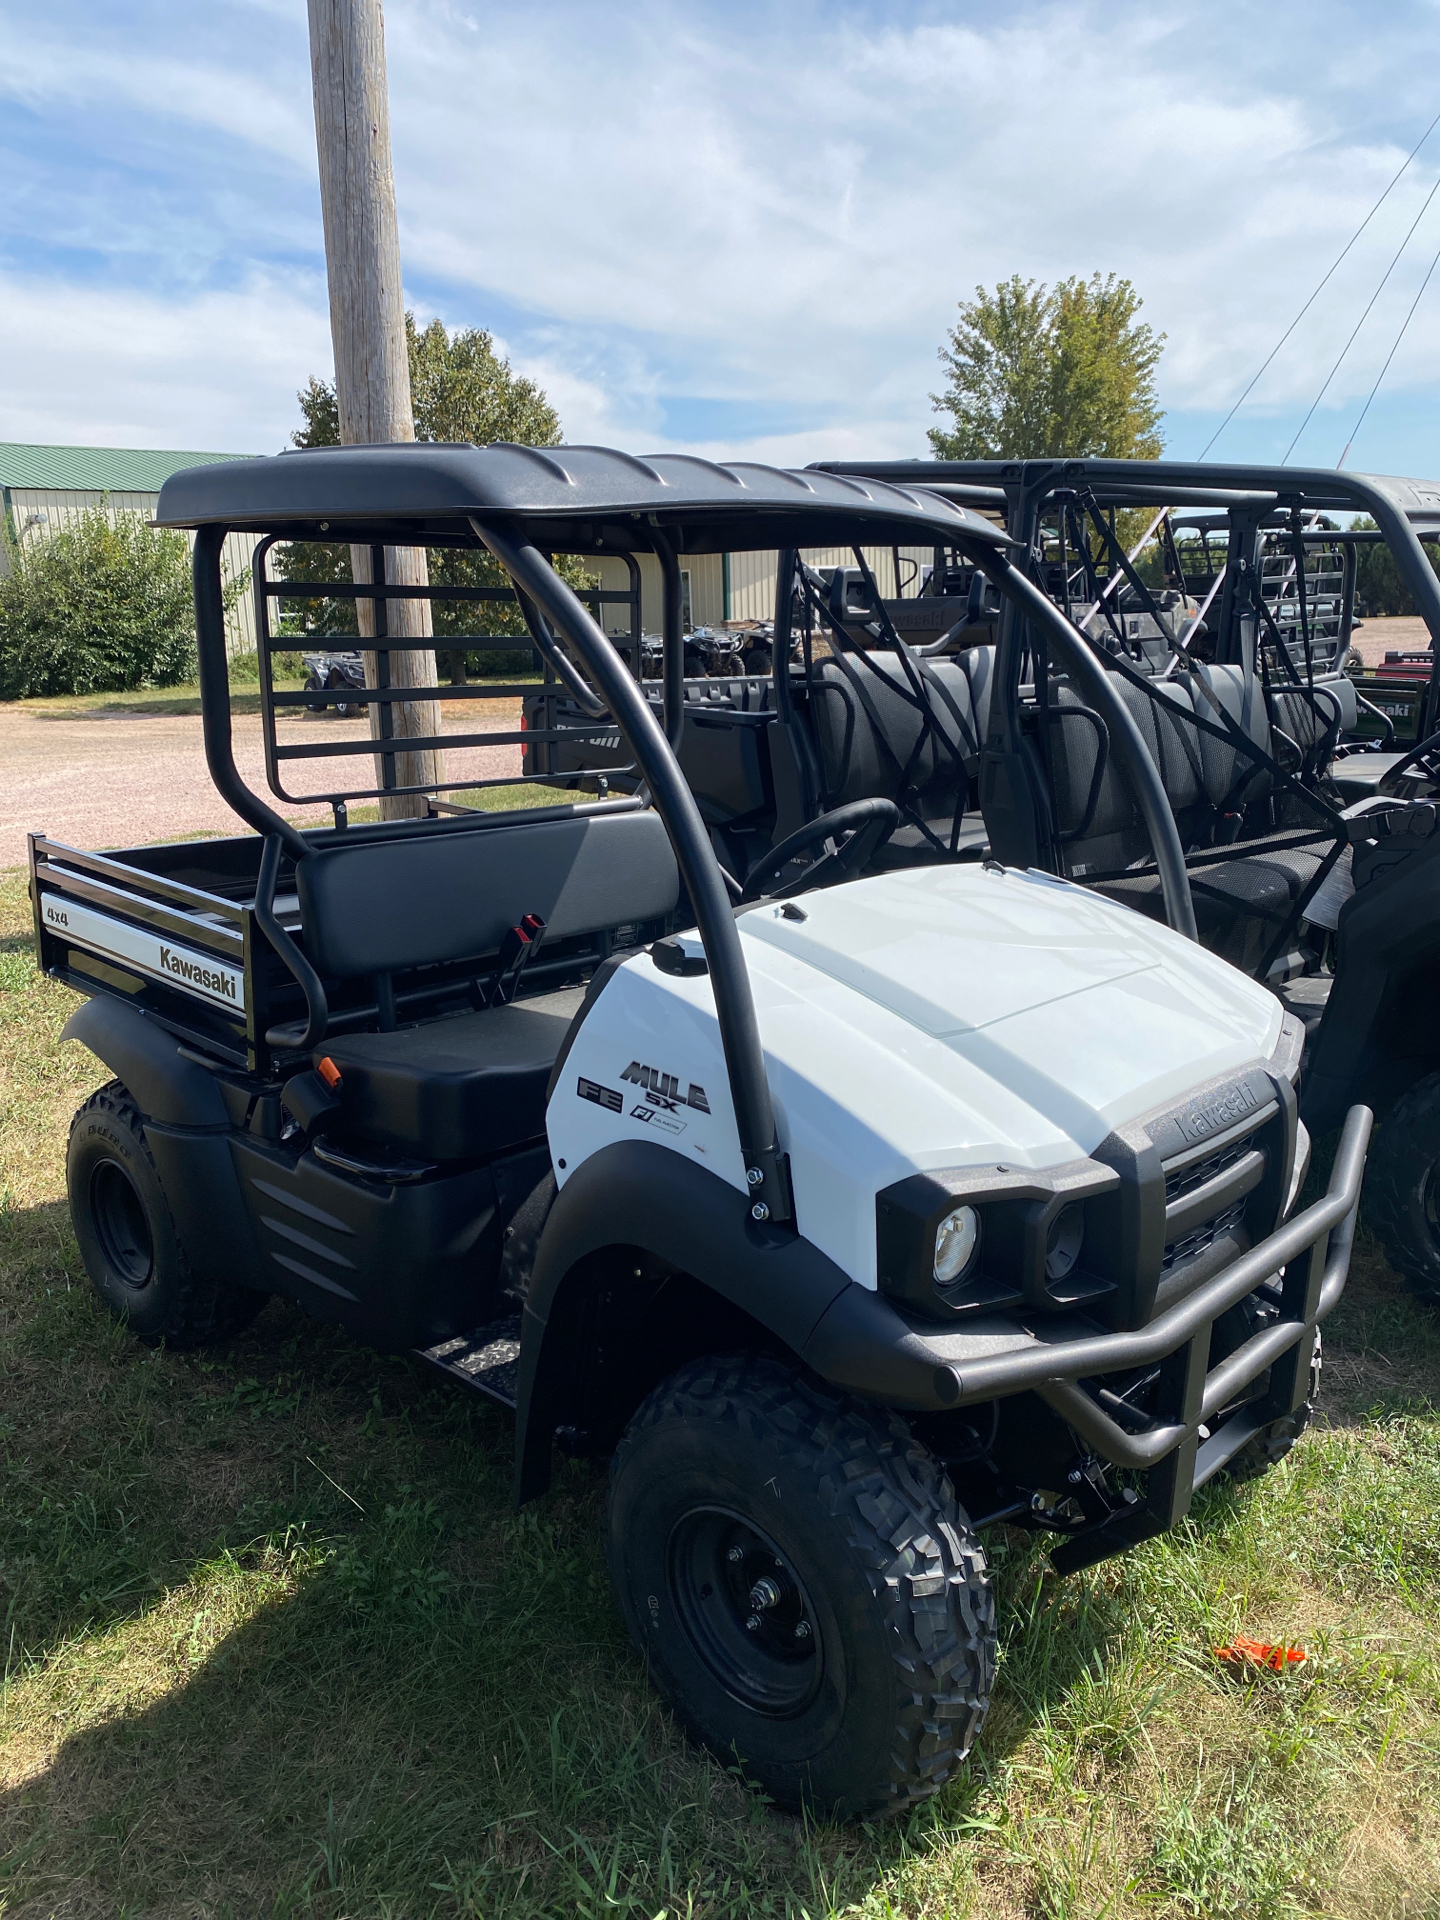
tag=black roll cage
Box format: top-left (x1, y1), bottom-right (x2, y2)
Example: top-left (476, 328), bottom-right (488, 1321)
top-left (180, 448), bottom-right (1212, 1232)
top-left (820, 456), bottom-right (1440, 734)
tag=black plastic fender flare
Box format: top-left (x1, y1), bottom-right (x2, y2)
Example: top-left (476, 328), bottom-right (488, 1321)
top-left (61, 996), bottom-right (231, 1129)
top-left (515, 1140), bottom-right (962, 1499)
top-left (58, 996), bottom-right (265, 1296)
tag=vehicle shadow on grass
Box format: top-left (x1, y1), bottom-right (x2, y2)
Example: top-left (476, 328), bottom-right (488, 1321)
top-left (0, 1232), bottom-right (1134, 1918)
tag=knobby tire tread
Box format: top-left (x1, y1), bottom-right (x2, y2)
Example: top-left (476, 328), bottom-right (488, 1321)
top-left (616, 1352), bottom-right (994, 1811)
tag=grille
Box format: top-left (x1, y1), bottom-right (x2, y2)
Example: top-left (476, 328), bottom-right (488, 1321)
top-left (1165, 1134), bottom-right (1259, 1205)
top-left (1161, 1198), bottom-right (1247, 1274)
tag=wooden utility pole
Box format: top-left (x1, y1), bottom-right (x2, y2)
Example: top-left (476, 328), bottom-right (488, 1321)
top-left (307, 0), bottom-right (443, 818)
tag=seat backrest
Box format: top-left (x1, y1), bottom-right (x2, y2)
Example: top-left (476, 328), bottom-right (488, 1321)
top-left (956, 644), bottom-right (995, 747)
top-left (1047, 673), bottom-right (1207, 871)
top-left (1267, 672), bottom-right (1357, 769)
top-left (296, 808), bottom-right (679, 980)
top-left (1187, 663), bottom-right (1272, 808)
top-left (807, 651), bottom-right (979, 811)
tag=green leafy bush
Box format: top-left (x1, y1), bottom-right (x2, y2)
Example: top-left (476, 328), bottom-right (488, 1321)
top-left (228, 649), bottom-right (306, 683)
top-left (0, 506), bottom-right (244, 699)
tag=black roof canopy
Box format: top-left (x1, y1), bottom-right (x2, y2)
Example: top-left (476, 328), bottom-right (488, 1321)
top-left (155, 441), bottom-right (1013, 555)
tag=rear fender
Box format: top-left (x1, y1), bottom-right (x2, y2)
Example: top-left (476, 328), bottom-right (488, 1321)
top-left (61, 998), bottom-right (264, 1295)
top-left (62, 997), bottom-right (231, 1129)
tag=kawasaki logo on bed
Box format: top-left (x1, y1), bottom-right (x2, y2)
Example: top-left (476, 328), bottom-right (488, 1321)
top-left (620, 1061), bottom-right (711, 1114)
top-left (159, 946), bottom-right (238, 1001)
top-left (41, 895), bottom-right (246, 1015)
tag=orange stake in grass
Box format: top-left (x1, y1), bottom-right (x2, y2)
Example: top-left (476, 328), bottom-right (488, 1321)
top-left (1212, 1635), bottom-right (1307, 1671)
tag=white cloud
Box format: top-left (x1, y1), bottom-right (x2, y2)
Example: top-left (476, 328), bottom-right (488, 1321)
top-left (0, 271), bottom-right (332, 452)
top-left (379, 0), bottom-right (1440, 453)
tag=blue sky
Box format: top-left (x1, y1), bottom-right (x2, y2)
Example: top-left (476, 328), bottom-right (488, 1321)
top-left (5, 0), bottom-right (1440, 476)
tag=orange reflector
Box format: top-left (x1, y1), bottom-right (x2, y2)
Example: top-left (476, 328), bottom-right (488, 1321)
top-left (1212, 1635), bottom-right (1307, 1671)
top-left (316, 1056), bottom-right (343, 1090)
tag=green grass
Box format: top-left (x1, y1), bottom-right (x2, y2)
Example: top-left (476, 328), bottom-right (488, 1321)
top-left (2, 860), bottom-right (1440, 1915)
top-left (11, 673), bottom-right (542, 722)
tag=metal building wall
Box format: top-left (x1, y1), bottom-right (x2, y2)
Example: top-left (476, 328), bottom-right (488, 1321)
top-left (1, 488), bottom-right (258, 655)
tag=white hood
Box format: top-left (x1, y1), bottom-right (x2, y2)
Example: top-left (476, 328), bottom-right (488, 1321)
top-left (549, 864), bottom-right (1285, 1290)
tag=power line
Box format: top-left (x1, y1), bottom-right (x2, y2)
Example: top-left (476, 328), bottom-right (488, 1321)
top-left (1198, 106), bottom-right (1440, 458)
top-left (1283, 166), bottom-right (1440, 461)
top-left (1339, 222), bottom-right (1440, 466)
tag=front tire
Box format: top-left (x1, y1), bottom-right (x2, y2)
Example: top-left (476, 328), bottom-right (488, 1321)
top-left (605, 1354), bottom-right (995, 1819)
top-left (329, 668), bottom-right (362, 720)
top-left (1366, 1072), bottom-right (1440, 1305)
top-left (1207, 1293), bottom-right (1321, 1481)
top-left (67, 1083), bottom-right (265, 1348)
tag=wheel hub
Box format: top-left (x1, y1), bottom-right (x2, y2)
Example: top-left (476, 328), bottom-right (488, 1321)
top-left (89, 1158), bottom-right (154, 1290)
top-left (667, 1507), bottom-right (821, 1716)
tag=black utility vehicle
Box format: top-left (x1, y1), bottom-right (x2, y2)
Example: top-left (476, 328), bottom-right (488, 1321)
top-left (34, 444), bottom-right (1367, 1817)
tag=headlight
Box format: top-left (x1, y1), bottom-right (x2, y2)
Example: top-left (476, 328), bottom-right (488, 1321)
top-left (934, 1205), bottom-right (981, 1285)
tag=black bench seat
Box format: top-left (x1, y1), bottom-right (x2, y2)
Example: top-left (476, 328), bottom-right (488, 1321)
top-left (319, 986), bottom-right (587, 1159)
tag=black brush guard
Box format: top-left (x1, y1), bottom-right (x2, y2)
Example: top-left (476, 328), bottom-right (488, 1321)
top-left (806, 1103), bottom-right (1370, 1572)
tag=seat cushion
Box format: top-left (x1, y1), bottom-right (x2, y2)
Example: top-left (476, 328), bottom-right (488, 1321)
top-left (1096, 845), bottom-right (1325, 972)
top-left (318, 986), bottom-right (586, 1159)
top-left (872, 816), bottom-right (990, 869)
top-left (1331, 751), bottom-right (1409, 806)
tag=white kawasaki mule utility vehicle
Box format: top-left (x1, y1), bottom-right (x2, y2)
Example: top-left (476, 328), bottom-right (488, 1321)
top-left (31, 446), bottom-right (1369, 1818)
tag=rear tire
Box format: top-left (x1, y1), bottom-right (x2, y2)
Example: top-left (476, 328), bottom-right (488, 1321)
top-left (605, 1353), bottom-right (995, 1819)
top-left (67, 1082), bottom-right (265, 1349)
top-left (1366, 1072), bottom-right (1440, 1305)
top-left (303, 671), bottom-right (327, 714)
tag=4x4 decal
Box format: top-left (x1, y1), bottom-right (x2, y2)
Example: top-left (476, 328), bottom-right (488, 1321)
top-left (620, 1061), bottom-right (711, 1113)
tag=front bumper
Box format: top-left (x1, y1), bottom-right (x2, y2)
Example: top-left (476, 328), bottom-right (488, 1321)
top-left (802, 1104), bottom-right (1371, 1571)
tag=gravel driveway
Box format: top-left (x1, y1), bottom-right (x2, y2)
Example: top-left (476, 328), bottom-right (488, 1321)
top-left (0, 701), bottom-right (524, 868)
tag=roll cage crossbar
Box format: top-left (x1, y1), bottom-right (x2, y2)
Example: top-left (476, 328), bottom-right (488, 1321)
top-left (818, 456), bottom-right (1440, 737)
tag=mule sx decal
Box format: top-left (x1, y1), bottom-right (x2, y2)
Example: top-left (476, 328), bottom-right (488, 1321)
top-left (620, 1061), bottom-right (711, 1114)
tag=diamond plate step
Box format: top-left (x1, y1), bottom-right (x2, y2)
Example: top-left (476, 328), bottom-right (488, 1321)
top-left (415, 1314), bottom-right (522, 1408)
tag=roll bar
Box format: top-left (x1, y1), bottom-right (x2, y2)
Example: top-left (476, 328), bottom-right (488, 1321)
top-left (192, 511), bottom-right (1196, 1225)
top-left (971, 552), bottom-right (1199, 941)
top-left (471, 520), bottom-right (794, 1224)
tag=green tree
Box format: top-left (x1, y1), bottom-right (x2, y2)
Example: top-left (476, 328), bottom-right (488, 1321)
top-left (278, 316), bottom-right (569, 673)
top-left (1349, 517), bottom-right (1440, 617)
top-left (929, 273), bottom-right (1165, 461)
top-left (0, 505), bottom-right (243, 699)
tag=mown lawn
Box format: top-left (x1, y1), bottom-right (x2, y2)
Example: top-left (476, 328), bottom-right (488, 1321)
top-left (1, 859), bottom-right (1439, 1918)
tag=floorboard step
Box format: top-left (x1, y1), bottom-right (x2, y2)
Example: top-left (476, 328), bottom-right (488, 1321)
top-left (415, 1314), bottom-right (522, 1408)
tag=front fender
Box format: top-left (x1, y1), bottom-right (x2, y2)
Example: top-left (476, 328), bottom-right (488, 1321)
top-left (514, 1141), bottom-right (853, 1500)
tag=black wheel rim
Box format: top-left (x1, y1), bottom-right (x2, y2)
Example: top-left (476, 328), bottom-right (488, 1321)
top-left (667, 1506), bottom-right (822, 1717)
top-left (90, 1159), bottom-right (154, 1290)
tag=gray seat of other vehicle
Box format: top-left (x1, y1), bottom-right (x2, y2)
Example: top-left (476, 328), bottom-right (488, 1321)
top-left (807, 647), bottom-right (993, 864)
top-left (1046, 664), bottom-right (1335, 973)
